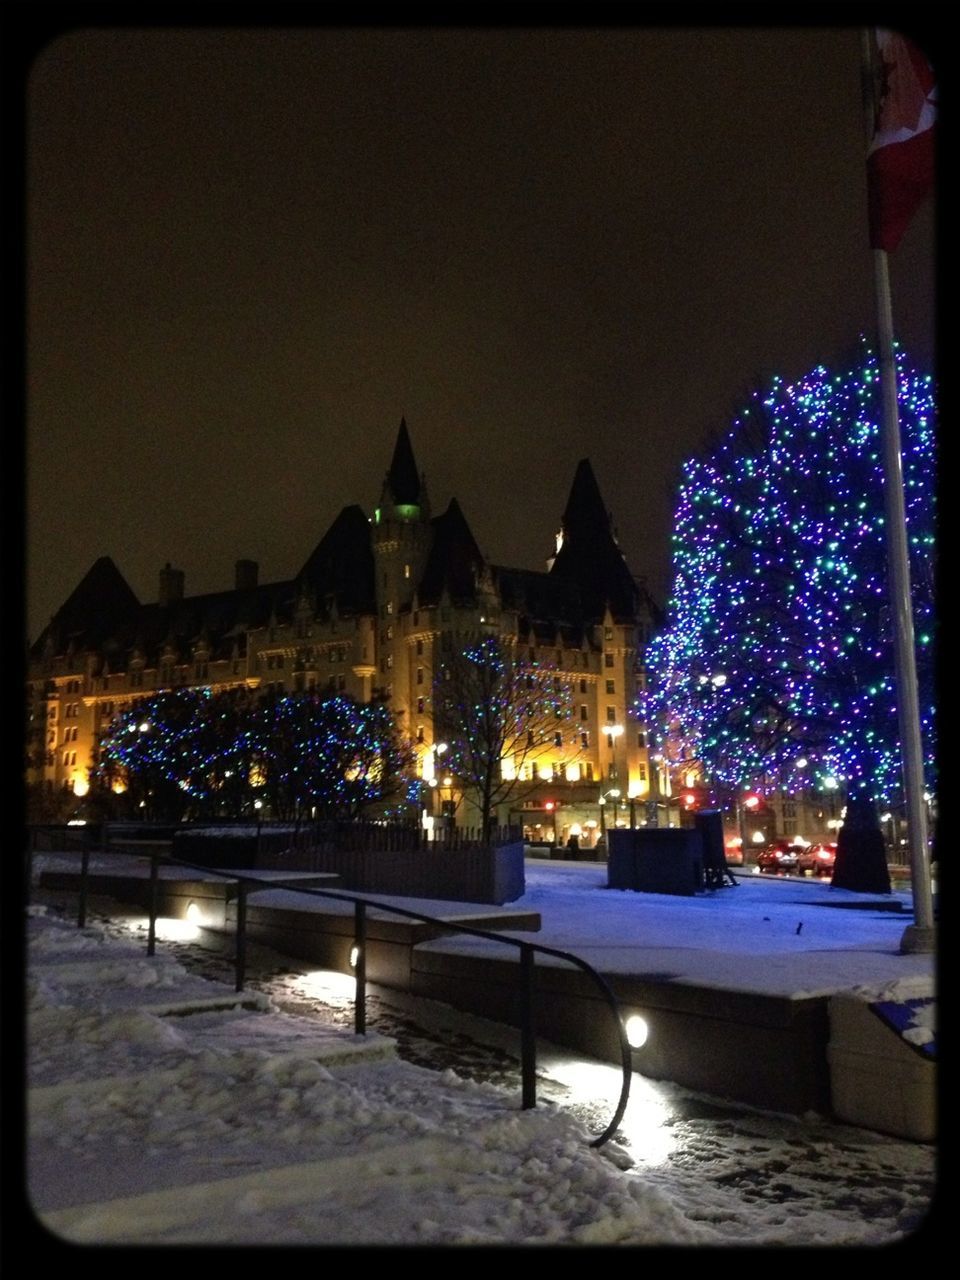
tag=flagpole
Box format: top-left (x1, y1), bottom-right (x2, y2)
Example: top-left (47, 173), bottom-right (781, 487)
top-left (860, 28), bottom-right (935, 953)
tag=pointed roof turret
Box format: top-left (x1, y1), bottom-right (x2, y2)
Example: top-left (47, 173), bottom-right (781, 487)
top-left (559, 458), bottom-right (610, 537)
top-left (418, 498), bottom-right (486, 606)
top-left (384, 417), bottom-right (422, 507)
top-left (550, 459), bottom-right (639, 624)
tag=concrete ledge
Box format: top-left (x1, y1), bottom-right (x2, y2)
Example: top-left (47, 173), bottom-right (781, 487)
top-left (239, 900), bottom-right (542, 989)
top-left (407, 948), bottom-right (832, 1115)
top-left (828, 994), bottom-right (936, 1141)
top-left (37, 869), bottom-right (344, 930)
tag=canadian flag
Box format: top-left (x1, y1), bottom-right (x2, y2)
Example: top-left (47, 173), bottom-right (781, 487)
top-left (866, 30), bottom-right (936, 252)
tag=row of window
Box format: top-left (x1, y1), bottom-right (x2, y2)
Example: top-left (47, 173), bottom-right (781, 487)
top-left (267, 649), bottom-right (347, 667)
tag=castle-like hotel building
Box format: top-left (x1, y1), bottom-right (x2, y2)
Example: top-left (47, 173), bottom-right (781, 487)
top-left (27, 421), bottom-right (666, 846)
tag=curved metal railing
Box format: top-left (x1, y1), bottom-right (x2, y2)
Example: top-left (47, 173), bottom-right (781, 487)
top-left (27, 831), bottom-right (633, 1149)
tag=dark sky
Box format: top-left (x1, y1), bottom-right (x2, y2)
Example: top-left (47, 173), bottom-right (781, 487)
top-left (22, 20), bottom-right (936, 643)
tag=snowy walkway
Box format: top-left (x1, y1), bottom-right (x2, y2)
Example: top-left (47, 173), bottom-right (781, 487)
top-left (25, 901), bottom-right (937, 1247)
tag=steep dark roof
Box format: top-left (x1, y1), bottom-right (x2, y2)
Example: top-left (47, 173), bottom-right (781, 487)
top-left (383, 417), bottom-right (422, 507)
top-left (296, 504), bottom-right (376, 615)
top-left (31, 557), bottom-right (140, 656)
top-left (30, 553), bottom-right (300, 667)
top-left (494, 566), bottom-right (588, 636)
top-left (549, 458), bottom-right (640, 624)
top-left (417, 498), bottom-right (486, 607)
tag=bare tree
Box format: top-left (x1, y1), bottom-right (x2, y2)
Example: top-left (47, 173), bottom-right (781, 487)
top-left (433, 635), bottom-right (580, 843)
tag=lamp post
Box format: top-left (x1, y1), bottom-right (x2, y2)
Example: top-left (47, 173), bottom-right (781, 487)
top-left (605, 723), bottom-right (624, 782)
top-left (627, 788), bottom-right (641, 828)
top-left (599, 787), bottom-right (621, 844)
top-left (423, 740), bottom-right (449, 839)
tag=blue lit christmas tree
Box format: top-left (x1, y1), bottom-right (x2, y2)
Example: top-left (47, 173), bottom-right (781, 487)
top-left (644, 342), bottom-right (936, 812)
top-left (96, 689), bottom-right (410, 821)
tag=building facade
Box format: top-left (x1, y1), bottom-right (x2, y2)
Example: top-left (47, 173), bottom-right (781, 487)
top-left (26, 421), bottom-right (665, 845)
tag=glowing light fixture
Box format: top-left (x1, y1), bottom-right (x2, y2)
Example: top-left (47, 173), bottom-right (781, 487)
top-left (625, 1013), bottom-right (649, 1049)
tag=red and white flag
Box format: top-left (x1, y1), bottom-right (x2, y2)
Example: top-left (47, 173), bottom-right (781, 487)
top-left (866, 30), bottom-right (936, 253)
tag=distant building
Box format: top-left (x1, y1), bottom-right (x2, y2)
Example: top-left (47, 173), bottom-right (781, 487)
top-left (26, 420), bottom-right (665, 844)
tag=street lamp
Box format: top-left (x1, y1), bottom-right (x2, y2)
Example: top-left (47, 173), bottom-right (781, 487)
top-left (421, 741), bottom-right (450, 839)
top-left (599, 787), bottom-right (621, 841)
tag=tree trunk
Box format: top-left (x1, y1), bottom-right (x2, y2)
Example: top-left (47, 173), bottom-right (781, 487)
top-left (831, 793), bottom-right (891, 894)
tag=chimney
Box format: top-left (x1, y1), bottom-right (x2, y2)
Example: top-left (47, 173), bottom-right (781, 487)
top-left (235, 559), bottom-right (259, 591)
top-left (159, 562), bottom-right (185, 607)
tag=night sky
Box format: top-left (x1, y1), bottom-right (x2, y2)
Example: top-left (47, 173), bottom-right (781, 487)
top-left (22, 20), bottom-right (936, 644)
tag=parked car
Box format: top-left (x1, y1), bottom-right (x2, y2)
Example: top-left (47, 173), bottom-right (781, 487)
top-left (796, 841), bottom-right (837, 877)
top-left (756, 838), bottom-right (805, 874)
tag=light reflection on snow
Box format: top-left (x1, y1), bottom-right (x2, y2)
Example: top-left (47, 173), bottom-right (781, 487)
top-left (290, 968), bottom-right (357, 1006)
top-left (153, 917), bottom-right (203, 943)
top-left (541, 1056), bottom-right (678, 1165)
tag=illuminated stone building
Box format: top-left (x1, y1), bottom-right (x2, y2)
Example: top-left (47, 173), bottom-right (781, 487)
top-left (26, 421), bottom-right (662, 845)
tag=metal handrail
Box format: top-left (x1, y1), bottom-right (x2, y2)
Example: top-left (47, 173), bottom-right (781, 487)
top-left (28, 834), bottom-right (633, 1149)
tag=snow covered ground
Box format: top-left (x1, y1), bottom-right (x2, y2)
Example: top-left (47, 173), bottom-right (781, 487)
top-left (21, 854), bottom-right (938, 1249)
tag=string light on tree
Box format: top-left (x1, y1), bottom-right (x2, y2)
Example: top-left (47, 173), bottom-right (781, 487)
top-left (643, 342), bottom-right (935, 809)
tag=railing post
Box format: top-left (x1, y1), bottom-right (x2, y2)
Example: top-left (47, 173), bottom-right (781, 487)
top-left (354, 900), bottom-right (367, 1035)
top-left (520, 942), bottom-right (537, 1110)
top-left (147, 846), bottom-right (159, 956)
top-left (235, 882), bottom-right (248, 992)
top-left (78, 837), bottom-right (91, 929)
